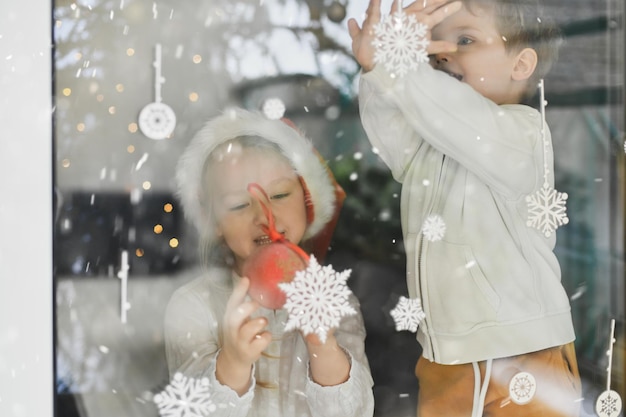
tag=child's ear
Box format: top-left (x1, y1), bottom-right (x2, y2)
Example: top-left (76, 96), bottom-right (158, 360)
top-left (512, 47), bottom-right (538, 81)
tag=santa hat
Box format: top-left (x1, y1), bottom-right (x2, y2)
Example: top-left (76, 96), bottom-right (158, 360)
top-left (176, 107), bottom-right (341, 258)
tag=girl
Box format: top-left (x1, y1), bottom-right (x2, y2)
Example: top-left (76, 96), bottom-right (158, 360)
top-left (164, 108), bottom-right (374, 417)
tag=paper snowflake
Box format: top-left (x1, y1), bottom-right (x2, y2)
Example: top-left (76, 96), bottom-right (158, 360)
top-left (422, 214), bottom-right (446, 242)
top-left (596, 390), bottom-right (623, 417)
top-left (278, 255), bottom-right (356, 344)
top-left (153, 372), bottom-right (216, 417)
top-left (509, 372), bottom-right (536, 405)
top-left (526, 182), bottom-right (569, 237)
top-left (390, 296), bottom-right (426, 332)
top-left (372, 9), bottom-right (429, 77)
top-left (262, 97), bottom-right (286, 120)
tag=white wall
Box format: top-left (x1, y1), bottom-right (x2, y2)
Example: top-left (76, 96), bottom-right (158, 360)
top-left (0, 1), bottom-right (53, 416)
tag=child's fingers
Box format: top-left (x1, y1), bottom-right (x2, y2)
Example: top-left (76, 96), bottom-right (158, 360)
top-left (347, 18), bottom-right (361, 40)
top-left (427, 40), bottom-right (458, 55)
top-left (304, 333), bottom-right (322, 346)
top-left (365, 0), bottom-right (382, 22)
top-left (405, 0), bottom-right (449, 14)
top-left (240, 317), bottom-right (269, 342)
top-left (423, 1), bottom-right (462, 27)
top-left (225, 277), bottom-right (250, 314)
top-left (250, 331), bottom-right (272, 352)
top-left (390, 0), bottom-right (399, 14)
top-left (225, 300), bottom-right (259, 331)
top-left (224, 278), bottom-right (263, 329)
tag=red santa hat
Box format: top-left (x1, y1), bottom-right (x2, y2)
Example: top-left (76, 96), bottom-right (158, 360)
top-left (176, 107), bottom-right (344, 261)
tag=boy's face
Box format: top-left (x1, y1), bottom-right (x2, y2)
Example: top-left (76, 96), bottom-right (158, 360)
top-left (430, 3), bottom-right (527, 104)
top-left (207, 147), bottom-right (307, 272)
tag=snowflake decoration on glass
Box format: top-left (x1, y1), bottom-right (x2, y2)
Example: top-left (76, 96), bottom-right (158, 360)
top-left (262, 97), bottom-right (286, 120)
top-left (526, 80), bottom-right (568, 237)
top-left (422, 214), bottom-right (446, 242)
top-left (509, 371), bottom-right (536, 405)
top-left (153, 372), bottom-right (216, 417)
top-left (372, 9), bottom-right (430, 77)
top-left (595, 319), bottom-right (622, 417)
top-left (390, 296), bottom-right (426, 332)
top-left (596, 390), bottom-right (623, 417)
top-left (525, 182), bottom-right (569, 237)
top-left (278, 255), bottom-right (356, 344)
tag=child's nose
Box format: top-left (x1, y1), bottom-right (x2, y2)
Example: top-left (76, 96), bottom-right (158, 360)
top-left (435, 54), bottom-right (449, 65)
top-left (251, 199), bottom-right (270, 225)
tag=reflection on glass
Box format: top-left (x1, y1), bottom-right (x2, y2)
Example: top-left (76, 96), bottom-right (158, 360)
top-left (53, 0), bottom-right (624, 416)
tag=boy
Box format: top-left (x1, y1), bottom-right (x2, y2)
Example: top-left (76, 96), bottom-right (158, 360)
top-left (348, 0), bottom-right (581, 416)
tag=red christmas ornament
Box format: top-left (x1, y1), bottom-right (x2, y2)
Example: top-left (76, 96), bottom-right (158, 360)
top-left (242, 183), bottom-right (310, 310)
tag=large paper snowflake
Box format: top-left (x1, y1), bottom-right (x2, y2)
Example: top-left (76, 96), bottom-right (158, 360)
top-left (596, 390), bottom-right (622, 417)
top-left (278, 255), bottom-right (356, 344)
top-left (422, 214), bottom-right (446, 242)
top-left (526, 182), bottom-right (569, 237)
top-left (508, 371), bottom-right (536, 405)
top-left (153, 372), bottom-right (216, 417)
top-left (372, 9), bottom-right (430, 77)
top-left (390, 296), bottom-right (426, 332)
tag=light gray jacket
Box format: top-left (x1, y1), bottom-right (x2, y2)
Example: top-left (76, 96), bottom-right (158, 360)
top-left (358, 64), bottom-right (575, 364)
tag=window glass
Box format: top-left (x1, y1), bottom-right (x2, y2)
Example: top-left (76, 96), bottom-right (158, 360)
top-left (52, 1), bottom-right (624, 416)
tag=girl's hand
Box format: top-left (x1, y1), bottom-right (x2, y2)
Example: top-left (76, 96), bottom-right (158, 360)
top-left (303, 328), bottom-right (335, 347)
top-left (347, 0), bottom-right (462, 72)
top-left (216, 278), bottom-right (272, 395)
top-left (303, 329), bottom-right (352, 386)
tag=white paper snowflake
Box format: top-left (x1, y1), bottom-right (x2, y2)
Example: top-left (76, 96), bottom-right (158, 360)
top-left (262, 97), bottom-right (286, 120)
top-left (422, 214), bottom-right (446, 242)
top-left (509, 371), bottom-right (536, 405)
top-left (595, 320), bottom-right (621, 416)
top-left (390, 296), bottom-right (426, 332)
top-left (372, 9), bottom-right (430, 77)
top-left (278, 255), bottom-right (356, 344)
top-left (596, 390), bottom-right (623, 417)
top-left (526, 182), bottom-right (569, 237)
top-left (527, 80), bottom-right (569, 237)
top-left (154, 372), bottom-right (216, 417)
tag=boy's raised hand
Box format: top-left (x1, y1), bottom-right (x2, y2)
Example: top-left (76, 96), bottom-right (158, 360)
top-left (347, 0), bottom-right (382, 73)
top-left (347, 0), bottom-right (462, 73)
top-left (216, 277), bottom-right (272, 395)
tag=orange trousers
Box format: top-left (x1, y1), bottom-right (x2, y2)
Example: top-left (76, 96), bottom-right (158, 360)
top-left (415, 343), bottom-right (582, 417)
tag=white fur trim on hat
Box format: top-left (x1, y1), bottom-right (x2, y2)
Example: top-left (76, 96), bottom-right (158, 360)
top-left (175, 107), bottom-right (336, 243)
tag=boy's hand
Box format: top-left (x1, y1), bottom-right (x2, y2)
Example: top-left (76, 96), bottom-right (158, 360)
top-left (347, 0), bottom-right (382, 72)
top-left (216, 278), bottom-right (272, 395)
top-left (348, 0), bottom-right (462, 73)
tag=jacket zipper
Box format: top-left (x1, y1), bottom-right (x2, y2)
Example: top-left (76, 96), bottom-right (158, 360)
top-left (418, 154), bottom-right (447, 362)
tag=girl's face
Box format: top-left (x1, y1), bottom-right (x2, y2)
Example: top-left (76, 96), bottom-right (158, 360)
top-left (206, 146), bottom-right (307, 273)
